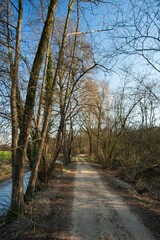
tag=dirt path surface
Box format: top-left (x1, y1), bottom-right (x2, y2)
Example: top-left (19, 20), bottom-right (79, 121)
top-left (69, 161), bottom-right (155, 240)
top-left (0, 160), bottom-right (159, 240)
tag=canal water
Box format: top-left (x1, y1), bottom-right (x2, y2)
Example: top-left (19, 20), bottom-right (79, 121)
top-left (0, 172), bottom-right (31, 216)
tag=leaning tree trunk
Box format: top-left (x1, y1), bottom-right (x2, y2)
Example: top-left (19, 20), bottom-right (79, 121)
top-left (25, 0), bottom-right (75, 199)
top-left (11, 0), bottom-right (57, 215)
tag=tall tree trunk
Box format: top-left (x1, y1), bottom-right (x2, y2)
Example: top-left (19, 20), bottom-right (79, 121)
top-left (8, 0), bottom-right (23, 216)
top-left (89, 133), bottom-right (92, 158)
top-left (66, 116), bottom-right (74, 164)
top-left (25, 0), bottom-right (75, 199)
top-left (36, 43), bottom-right (51, 129)
top-left (96, 114), bottom-right (101, 159)
top-left (11, 0), bottom-right (57, 214)
top-left (38, 140), bottom-right (49, 183)
top-left (48, 118), bottom-right (64, 176)
top-left (63, 120), bottom-right (69, 165)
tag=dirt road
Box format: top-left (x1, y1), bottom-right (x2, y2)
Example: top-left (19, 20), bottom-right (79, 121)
top-left (0, 160), bottom-right (159, 240)
top-left (69, 161), bottom-right (155, 240)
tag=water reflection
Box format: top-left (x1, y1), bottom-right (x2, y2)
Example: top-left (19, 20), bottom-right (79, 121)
top-left (0, 172), bottom-right (31, 216)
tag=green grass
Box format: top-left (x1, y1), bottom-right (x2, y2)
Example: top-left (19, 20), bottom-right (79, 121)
top-left (0, 151), bottom-right (11, 162)
top-left (0, 151), bottom-right (11, 181)
top-left (0, 151), bottom-right (30, 181)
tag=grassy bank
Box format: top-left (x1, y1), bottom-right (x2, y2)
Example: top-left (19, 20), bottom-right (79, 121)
top-left (0, 151), bottom-right (11, 161)
top-left (0, 151), bottom-right (11, 182)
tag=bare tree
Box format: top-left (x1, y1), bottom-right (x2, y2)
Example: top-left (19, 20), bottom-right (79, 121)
top-left (3, 0), bottom-right (58, 216)
top-left (112, 0), bottom-right (160, 73)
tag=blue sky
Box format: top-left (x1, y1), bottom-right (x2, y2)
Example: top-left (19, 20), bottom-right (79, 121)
top-left (10, 0), bottom-right (160, 91)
